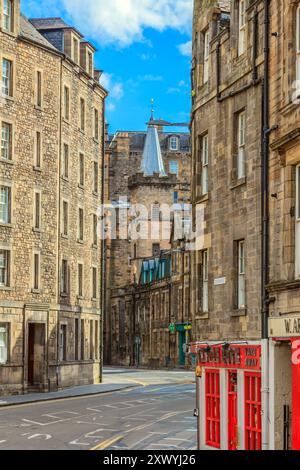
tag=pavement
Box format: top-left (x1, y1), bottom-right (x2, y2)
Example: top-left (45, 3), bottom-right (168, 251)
top-left (0, 368), bottom-right (196, 450)
top-left (0, 367), bottom-right (195, 407)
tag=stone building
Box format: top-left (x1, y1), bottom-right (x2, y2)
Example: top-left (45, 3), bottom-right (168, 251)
top-left (104, 117), bottom-right (191, 366)
top-left (265, 0), bottom-right (300, 451)
top-left (0, 0), bottom-right (106, 395)
top-left (190, 0), bottom-right (265, 451)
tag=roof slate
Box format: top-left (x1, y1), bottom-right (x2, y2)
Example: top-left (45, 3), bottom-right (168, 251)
top-left (20, 15), bottom-right (58, 50)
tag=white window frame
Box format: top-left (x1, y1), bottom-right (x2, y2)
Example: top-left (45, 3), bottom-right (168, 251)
top-left (201, 134), bottom-right (209, 195)
top-left (202, 250), bottom-right (209, 313)
top-left (237, 240), bottom-right (246, 309)
top-left (2, 58), bottom-right (13, 97)
top-left (169, 160), bottom-right (179, 176)
top-left (0, 250), bottom-right (10, 287)
top-left (238, 0), bottom-right (246, 56)
top-left (0, 185), bottom-right (11, 224)
top-left (0, 324), bottom-right (8, 364)
top-left (3, 0), bottom-right (12, 33)
top-left (170, 136), bottom-right (179, 151)
top-left (237, 111), bottom-right (246, 179)
top-left (1, 121), bottom-right (12, 160)
top-left (203, 29), bottom-right (210, 84)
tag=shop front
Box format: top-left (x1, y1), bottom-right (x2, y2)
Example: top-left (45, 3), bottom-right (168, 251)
top-left (190, 341), bottom-right (262, 451)
top-left (268, 317), bottom-right (300, 450)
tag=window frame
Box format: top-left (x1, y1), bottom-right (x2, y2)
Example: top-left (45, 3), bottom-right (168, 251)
top-left (295, 165), bottom-right (300, 278)
top-left (92, 266), bottom-right (97, 300)
top-left (0, 185), bottom-right (11, 224)
top-left (62, 199), bottom-right (69, 237)
top-left (80, 98), bottom-right (85, 132)
top-left (238, 0), bottom-right (246, 56)
top-left (59, 324), bottom-right (67, 362)
top-left (33, 251), bottom-right (40, 291)
top-left (94, 108), bottom-right (99, 141)
top-left (62, 143), bottom-right (69, 179)
top-left (2, 58), bottom-right (13, 97)
top-left (0, 323), bottom-right (9, 364)
top-left (237, 239), bottom-right (246, 309)
top-left (0, 250), bottom-right (10, 287)
top-left (1, 121), bottom-right (12, 161)
top-left (79, 152), bottom-right (85, 187)
top-left (78, 206), bottom-right (84, 242)
top-left (36, 70), bottom-right (42, 108)
top-left (244, 372), bottom-right (262, 450)
top-left (61, 259), bottom-right (68, 295)
top-left (33, 190), bottom-right (41, 230)
top-left (63, 85), bottom-right (70, 121)
top-left (203, 29), bottom-right (210, 84)
top-left (237, 110), bottom-right (246, 179)
top-left (170, 136), bottom-right (179, 151)
top-left (202, 249), bottom-right (209, 313)
top-left (201, 134), bottom-right (209, 195)
top-left (169, 160), bottom-right (179, 177)
top-left (78, 262), bottom-right (83, 298)
top-left (2, 0), bottom-right (13, 33)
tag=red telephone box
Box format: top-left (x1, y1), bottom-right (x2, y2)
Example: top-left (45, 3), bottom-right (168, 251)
top-left (228, 370), bottom-right (238, 450)
top-left (292, 339), bottom-right (300, 450)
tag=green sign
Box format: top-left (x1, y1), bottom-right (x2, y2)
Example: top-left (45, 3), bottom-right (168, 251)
top-left (169, 323), bottom-right (175, 333)
top-left (184, 324), bottom-right (192, 331)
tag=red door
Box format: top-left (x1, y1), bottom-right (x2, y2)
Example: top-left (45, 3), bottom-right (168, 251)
top-left (228, 371), bottom-right (238, 450)
top-left (244, 372), bottom-right (262, 450)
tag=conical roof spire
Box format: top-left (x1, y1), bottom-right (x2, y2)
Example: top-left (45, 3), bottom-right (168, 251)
top-left (140, 105), bottom-right (166, 177)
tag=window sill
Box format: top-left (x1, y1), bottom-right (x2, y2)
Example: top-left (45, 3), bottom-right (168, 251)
top-left (92, 191), bottom-right (99, 197)
top-left (2, 95), bottom-right (14, 103)
top-left (0, 286), bottom-right (12, 291)
top-left (230, 177), bottom-right (246, 190)
top-left (93, 138), bottom-right (99, 144)
top-left (61, 176), bottom-right (69, 182)
top-left (195, 312), bottom-right (209, 320)
top-left (92, 244), bottom-right (98, 250)
top-left (34, 105), bottom-right (43, 111)
top-left (231, 308), bottom-right (247, 317)
top-left (31, 289), bottom-right (41, 294)
top-left (195, 193), bottom-right (209, 204)
top-left (61, 234), bottom-right (69, 240)
top-left (77, 296), bottom-right (83, 300)
top-left (0, 222), bottom-right (13, 229)
top-left (0, 158), bottom-right (13, 165)
top-left (78, 184), bottom-right (85, 191)
top-left (62, 117), bottom-right (70, 125)
top-left (77, 239), bottom-right (84, 245)
top-left (60, 293), bottom-right (68, 298)
top-left (33, 166), bottom-right (42, 173)
top-left (91, 297), bottom-right (97, 302)
top-left (78, 128), bottom-right (85, 135)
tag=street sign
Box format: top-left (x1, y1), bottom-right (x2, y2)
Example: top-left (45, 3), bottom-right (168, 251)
top-left (184, 324), bottom-right (192, 331)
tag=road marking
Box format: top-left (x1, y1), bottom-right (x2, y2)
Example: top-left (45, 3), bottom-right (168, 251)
top-left (90, 435), bottom-right (124, 451)
top-left (0, 440), bottom-right (7, 444)
top-left (27, 434), bottom-right (52, 441)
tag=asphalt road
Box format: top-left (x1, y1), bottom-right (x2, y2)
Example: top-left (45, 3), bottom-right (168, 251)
top-left (0, 370), bottom-right (197, 450)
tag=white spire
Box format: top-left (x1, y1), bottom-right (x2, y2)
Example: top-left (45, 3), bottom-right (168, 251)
top-left (140, 118), bottom-right (166, 177)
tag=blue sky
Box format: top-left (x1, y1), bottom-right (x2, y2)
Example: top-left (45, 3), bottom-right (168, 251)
top-left (21, 0), bottom-right (193, 133)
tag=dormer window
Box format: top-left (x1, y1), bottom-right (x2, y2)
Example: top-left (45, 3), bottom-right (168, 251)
top-left (238, 0), bottom-right (246, 56)
top-left (73, 36), bottom-right (79, 64)
top-left (87, 51), bottom-right (93, 77)
top-left (170, 136), bottom-right (179, 151)
top-left (3, 0), bottom-right (13, 33)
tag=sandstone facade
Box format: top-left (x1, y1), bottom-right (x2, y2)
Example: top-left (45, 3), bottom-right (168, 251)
top-left (0, 1), bottom-right (106, 395)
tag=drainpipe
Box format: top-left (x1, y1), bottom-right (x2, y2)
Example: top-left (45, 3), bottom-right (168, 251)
top-left (100, 100), bottom-right (106, 383)
top-left (261, 0), bottom-right (270, 451)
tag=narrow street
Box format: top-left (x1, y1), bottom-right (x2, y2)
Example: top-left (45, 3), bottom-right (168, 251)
top-left (0, 368), bottom-right (196, 451)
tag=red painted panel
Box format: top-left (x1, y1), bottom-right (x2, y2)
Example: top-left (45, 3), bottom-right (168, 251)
top-left (228, 371), bottom-right (238, 450)
top-left (292, 339), bottom-right (300, 450)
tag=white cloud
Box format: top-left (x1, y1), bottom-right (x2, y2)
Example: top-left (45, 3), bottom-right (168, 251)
top-left (138, 74), bottom-right (163, 82)
top-left (62, 0), bottom-right (193, 47)
top-left (100, 73), bottom-right (124, 113)
top-left (100, 73), bottom-right (124, 100)
top-left (178, 40), bottom-right (192, 57)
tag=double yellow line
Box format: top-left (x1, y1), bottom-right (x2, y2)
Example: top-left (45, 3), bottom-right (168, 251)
top-left (90, 435), bottom-right (124, 451)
